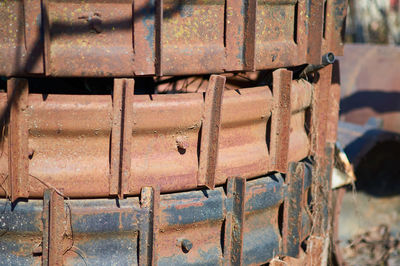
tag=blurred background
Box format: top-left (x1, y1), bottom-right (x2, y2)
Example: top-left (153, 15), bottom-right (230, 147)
top-left (335, 0), bottom-right (400, 265)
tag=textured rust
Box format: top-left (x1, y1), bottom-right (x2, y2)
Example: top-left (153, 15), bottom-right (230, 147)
top-left (307, 0), bottom-right (324, 64)
top-left (0, 0), bottom-right (344, 77)
top-left (223, 177), bottom-right (246, 265)
top-left (0, 79), bottom-right (314, 198)
top-left (282, 162), bottom-right (305, 257)
top-left (139, 186), bottom-right (160, 266)
top-left (42, 189), bottom-right (67, 265)
top-left (326, 61), bottom-right (341, 143)
top-left (110, 78), bottom-right (134, 198)
top-left (311, 64), bottom-right (333, 157)
top-left (198, 75), bottom-right (226, 189)
top-left (321, 0), bottom-right (347, 56)
top-left (270, 69), bottom-right (292, 173)
top-left (7, 78), bottom-right (29, 201)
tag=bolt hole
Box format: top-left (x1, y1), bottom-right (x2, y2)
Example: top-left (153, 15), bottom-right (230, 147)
top-left (181, 239), bottom-right (192, 253)
top-left (28, 150), bottom-right (34, 160)
top-left (177, 147), bottom-right (186, 155)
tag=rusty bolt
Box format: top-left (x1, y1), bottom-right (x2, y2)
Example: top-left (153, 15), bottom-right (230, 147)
top-left (181, 239), bottom-right (192, 253)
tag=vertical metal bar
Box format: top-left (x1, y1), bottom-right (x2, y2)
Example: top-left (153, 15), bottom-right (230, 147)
top-left (325, 0), bottom-right (347, 56)
top-left (23, 0), bottom-right (44, 74)
top-left (134, 0), bottom-right (157, 75)
top-left (282, 162), bottom-right (305, 257)
top-left (41, 0), bottom-right (51, 75)
top-left (42, 190), bottom-right (50, 265)
top-left (7, 78), bottom-right (29, 201)
top-left (155, 0), bottom-right (163, 76)
top-left (139, 186), bottom-right (160, 266)
top-left (306, 0), bottom-right (324, 64)
top-left (270, 69), bottom-right (292, 173)
top-left (42, 189), bottom-right (65, 266)
top-left (110, 78), bottom-right (134, 198)
top-left (197, 75), bottom-right (226, 189)
top-left (244, 0), bottom-right (257, 71)
top-left (326, 61), bottom-right (341, 143)
top-left (322, 143), bottom-right (334, 233)
top-left (224, 177), bottom-right (245, 266)
top-left (225, 0), bottom-right (244, 71)
top-left (310, 65), bottom-right (332, 157)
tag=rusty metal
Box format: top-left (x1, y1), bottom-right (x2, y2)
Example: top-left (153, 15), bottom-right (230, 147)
top-left (139, 186), bottom-right (160, 266)
top-left (110, 78), bottom-right (134, 198)
top-left (42, 189), bottom-right (70, 265)
top-left (0, 168), bottom-right (316, 265)
top-left (7, 78), bottom-right (29, 201)
top-left (0, 0), bottom-right (347, 77)
top-left (270, 69), bottom-right (292, 173)
top-left (198, 75), bottom-right (226, 189)
top-left (0, 79), bottom-right (314, 199)
top-left (339, 44), bottom-right (400, 134)
top-left (0, 0), bottom-right (348, 264)
top-left (282, 162), bottom-right (305, 258)
top-left (223, 177), bottom-right (246, 265)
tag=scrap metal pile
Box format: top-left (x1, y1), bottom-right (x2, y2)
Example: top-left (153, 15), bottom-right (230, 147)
top-left (0, 0), bottom-right (347, 265)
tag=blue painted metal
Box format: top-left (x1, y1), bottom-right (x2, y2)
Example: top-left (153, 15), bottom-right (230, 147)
top-left (0, 168), bottom-right (314, 265)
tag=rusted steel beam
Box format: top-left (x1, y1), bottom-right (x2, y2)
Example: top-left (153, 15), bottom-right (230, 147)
top-left (322, 0), bottom-right (347, 56)
top-left (110, 78), bottom-right (134, 198)
top-left (198, 75), bottom-right (226, 189)
top-left (224, 177), bottom-right (246, 265)
top-left (310, 64), bottom-right (333, 157)
top-left (155, 0), bottom-right (163, 76)
top-left (41, 0), bottom-right (51, 76)
top-left (23, 0), bottom-right (44, 74)
top-left (282, 162), bottom-right (305, 258)
top-left (244, 0), bottom-right (257, 71)
top-left (42, 189), bottom-right (66, 265)
top-left (270, 69), bottom-right (292, 173)
top-left (326, 61), bottom-right (341, 143)
top-left (139, 186), bottom-right (160, 266)
top-left (7, 78), bottom-right (29, 201)
top-left (307, 0), bottom-right (324, 64)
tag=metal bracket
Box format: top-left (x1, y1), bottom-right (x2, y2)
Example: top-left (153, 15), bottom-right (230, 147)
top-left (270, 69), bottom-right (292, 173)
top-left (197, 75), bottom-right (226, 189)
top-left (110, 78), bottom-right (134, 198)
top-left (7, 78), bottom-right (29, 201)
top-left (139, 186), bottom-right (160, 266)
top-left (224, 177), bottom-right (246, 265)
top-left (42, 189), bottom-right (71, 265)
top-left (282, 162), bottom-right (305, 257)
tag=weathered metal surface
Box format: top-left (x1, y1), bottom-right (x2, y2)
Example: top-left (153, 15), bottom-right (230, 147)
top-left (282, 162), bottom-right (305, 258)
top-left (0, 79), bottom-right (313, 199)
top-left (0, 169), bottom-right (315, 265)
top-left (110, 78), bottom-right (134, 198)
top-left (321, 0), bottom-right (347, 56)
top-left (0, 0), bottom-right (347, 77)
top-left (7, 78), bottom-right (29, 201)
top-left (270, 69), bottom-right (292, 173)
top-left (42, 189), bottom-right (70, 265)
top-left (197, 75), bottom-right (225, 189)
top-left (139, 186), bottom-right (160, 266)
top-left (224, 177), bottom-right (246, 265)
top-left (339, 44), bottom-right (400, 134)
